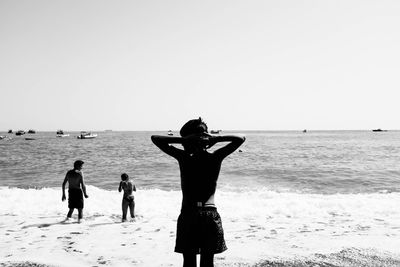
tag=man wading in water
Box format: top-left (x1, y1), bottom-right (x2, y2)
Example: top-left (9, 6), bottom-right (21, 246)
top-left (62, 160), bottom-right (89, 223)
top-left (151, 118), bottom-right (245, 267)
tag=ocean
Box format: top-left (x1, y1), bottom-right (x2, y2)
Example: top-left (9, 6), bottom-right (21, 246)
top-left (1, 130), bottom-right (400, 266)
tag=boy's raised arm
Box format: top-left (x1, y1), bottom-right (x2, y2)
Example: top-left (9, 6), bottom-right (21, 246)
top-left (151, 135), bottom-right (184, 158)
top-left (211, 134), bottom-right (246, 159)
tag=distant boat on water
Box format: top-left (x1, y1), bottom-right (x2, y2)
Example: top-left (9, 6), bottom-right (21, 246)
top-left (15, 130), bottom-right (25, 136)
top-left (25, 137), bottom-right (36, 141)
top-left (372, 129), bottom-right (387, 132)
top-left (210, 130), bottom-right (221, 134)
top-left (167, 130), bottom-right (173, 136)
top-left (1, 135), bottom-right (12, 140)
top-left (303, 129), bottom-right (307, 133)
top-left (77, 131), bottom-right (97, 139)
top-left (8, 130), bottom-right (12, 134)
top-left (56, 130), bottom-right (70, 137)
top-left (27, 129), bottom-right (36, 134)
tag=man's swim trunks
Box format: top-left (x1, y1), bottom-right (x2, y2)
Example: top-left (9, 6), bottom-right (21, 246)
top-left (68, 188), bottom-right (84, 209)
top-left (175, 206), bottom-right (227, 254)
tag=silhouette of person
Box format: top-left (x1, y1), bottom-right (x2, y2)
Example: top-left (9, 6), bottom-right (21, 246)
top-left (151, 118), bottom-right (245, 267)
top-left (118, 173), bottom-right (136, 221)
top-left (62, 160), bottom-right (89, 222)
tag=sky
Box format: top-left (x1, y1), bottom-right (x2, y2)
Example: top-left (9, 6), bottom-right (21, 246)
top-left (1, 0), bottom-right (400, 131)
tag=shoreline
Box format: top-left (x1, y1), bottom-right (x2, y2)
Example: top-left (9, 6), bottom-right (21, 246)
top-left (2, 247), bottom-right (400, 267)
top-left (1, 188), bottom-right (400, 266)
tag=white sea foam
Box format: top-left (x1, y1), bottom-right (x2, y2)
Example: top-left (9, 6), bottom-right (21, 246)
top-left (1, 186), bottom-right (400, 266)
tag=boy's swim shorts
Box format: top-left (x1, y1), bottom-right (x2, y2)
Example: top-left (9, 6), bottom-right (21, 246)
top-left (175, 206), bottom-right (227, 254)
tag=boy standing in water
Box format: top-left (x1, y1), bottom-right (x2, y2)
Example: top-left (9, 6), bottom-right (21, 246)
top-left (118, 173), bottom-right (136, 221)
top-left (62, 160), bottom-right (89, 222)
top-left (151, 118), bottom-right (245, 267)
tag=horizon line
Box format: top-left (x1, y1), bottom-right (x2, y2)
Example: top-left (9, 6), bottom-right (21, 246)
top-left (2, 129), bottom-right (398, 133)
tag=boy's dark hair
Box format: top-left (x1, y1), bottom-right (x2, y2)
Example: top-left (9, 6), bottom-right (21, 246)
top-left (180, 117), bottom-right (208, 137)
top-left (121, 173), bottom-right (129, 181)
top-left (74, 160), bottom-right (84, 169)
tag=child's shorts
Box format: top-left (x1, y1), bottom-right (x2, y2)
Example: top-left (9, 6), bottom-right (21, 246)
top-left (174, 206), bottom-right (227, 254)
top-left (68, 188), bottom-right (83, 209)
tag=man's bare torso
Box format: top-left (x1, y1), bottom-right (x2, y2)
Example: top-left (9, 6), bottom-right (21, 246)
top-left (66, 170), bottom-right (82, 189)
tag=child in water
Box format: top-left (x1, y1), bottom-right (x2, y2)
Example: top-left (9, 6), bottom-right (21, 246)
top-left (118, 173), bottom-right (136, 221)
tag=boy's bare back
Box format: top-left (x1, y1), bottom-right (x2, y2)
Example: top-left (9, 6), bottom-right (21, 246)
top-left (64, 170), bottom-right (83, 189)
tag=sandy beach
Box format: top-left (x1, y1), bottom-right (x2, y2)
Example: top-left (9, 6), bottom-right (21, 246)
top-left (2, 186), bottom-right (400, 266)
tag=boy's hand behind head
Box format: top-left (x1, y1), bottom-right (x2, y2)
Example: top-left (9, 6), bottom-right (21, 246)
top-left (205, 135), bottom-right (218, 149)
top-left (184, 133), bottom-right (209, 142)
top-left (182, 133), bottom-right (213, 151)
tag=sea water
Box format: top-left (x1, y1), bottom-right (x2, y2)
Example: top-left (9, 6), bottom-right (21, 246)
top-left (1, 131), bottom-right (400, 266)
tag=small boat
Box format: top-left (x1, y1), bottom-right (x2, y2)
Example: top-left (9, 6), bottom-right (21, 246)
top-left (77, 131), bottom-right (97, 139)
top-left (25, 137), bottom-right (36, 140)
top-left (8, 130), bottom-right (12, 134)
top-left (28, 129), bottom-right (36, 134)
top-left (210, 130), bottom-right (221, 134)
top-left (56, 130), bottom-right (70, 137)
top-left (167, 130), bottom-right (173, 136)
top-left (372, 129), bottom-right (387, 132)
top-left (15, 130), bottom-right (25, 136)
top-left (303, 129), bottom-right (307, 133)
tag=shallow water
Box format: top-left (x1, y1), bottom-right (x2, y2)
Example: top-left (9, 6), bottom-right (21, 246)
top-left (1, 130), bottom-right (400, 194)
